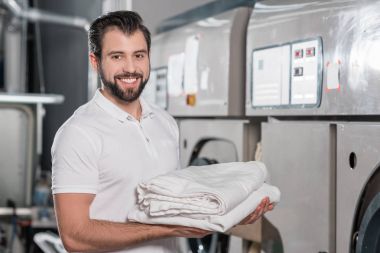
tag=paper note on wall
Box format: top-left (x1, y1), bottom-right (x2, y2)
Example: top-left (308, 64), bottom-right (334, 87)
top-left (167, 53), bottom-right (185, 96)
top-left (326, 61), bottom-right (340, 90)
top-left (184, 35), bottom-right (199, 94)
top-left (200, 68), bottom-right (210, 91)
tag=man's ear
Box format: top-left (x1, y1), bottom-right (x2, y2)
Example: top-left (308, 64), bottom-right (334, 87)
top-left (89, 53), bottom-right (99, 71)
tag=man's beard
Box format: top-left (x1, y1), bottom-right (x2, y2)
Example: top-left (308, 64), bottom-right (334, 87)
top-left (99, 67), bottom-right (149, 103)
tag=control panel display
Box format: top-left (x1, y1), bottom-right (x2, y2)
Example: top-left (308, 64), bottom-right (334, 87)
top-left (252, 45), bottom-right (290, 106)
top-left (251, 38), bottom-right (322, 108)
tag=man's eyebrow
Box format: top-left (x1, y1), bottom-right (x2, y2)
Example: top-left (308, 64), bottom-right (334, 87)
top-left (107, 51), bottom-right (124, 56)
top-left (106, 49), bottom-right (148, 56)
top-left (134, 49), bottom-right (148, 54)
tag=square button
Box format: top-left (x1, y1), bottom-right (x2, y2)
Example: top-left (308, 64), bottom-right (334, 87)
top-left (294, 67), bottom-right (303, 76)
top-left (295, 49), bottom-right (303, 59)
top-left (306, 47), bottom-right (315, 57)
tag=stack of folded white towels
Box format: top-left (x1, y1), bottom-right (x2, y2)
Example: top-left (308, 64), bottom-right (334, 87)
top-left (127, 161), bottom-right (280, 232)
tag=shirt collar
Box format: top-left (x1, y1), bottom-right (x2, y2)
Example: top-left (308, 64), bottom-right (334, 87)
top-left (93, 89), bottom-right (154, 123)
top-left (140, 96), bottom-right (155, 119)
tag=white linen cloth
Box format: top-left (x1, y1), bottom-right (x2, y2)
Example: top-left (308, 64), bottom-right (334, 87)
top-left (128, 161), bottom-right (281, 232)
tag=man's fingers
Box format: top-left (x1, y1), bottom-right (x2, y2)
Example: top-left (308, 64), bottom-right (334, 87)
top-left (248, 211), bottom-right (261, 224)
top-left (237, 197), bottom-right (275, 225)
top-left (261, 197), bottom-right (269, 210)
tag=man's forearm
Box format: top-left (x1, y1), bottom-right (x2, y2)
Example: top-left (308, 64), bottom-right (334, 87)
top-left (60, 219), bottom-right (173, 252)
top-left (54, 194), bottom-right (209, 252)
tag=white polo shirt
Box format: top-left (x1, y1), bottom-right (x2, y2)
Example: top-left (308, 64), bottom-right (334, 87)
top-left (51, 89), bottom-right (181, 253)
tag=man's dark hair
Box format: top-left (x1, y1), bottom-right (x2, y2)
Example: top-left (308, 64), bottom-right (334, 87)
top-left (88, 10), bottom-right (151, 60)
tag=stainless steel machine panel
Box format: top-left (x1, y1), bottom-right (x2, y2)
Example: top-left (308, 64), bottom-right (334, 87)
top-left (0, 106), bottom-right (34, 207)
top-left (151, 6), bottom-right (251, 117)
top-left (261, 121), bottom-right (335, 253)
top-left (336, 123), bottom-right (380, 253)
top-left (246, 0), bottom-right (380, 116)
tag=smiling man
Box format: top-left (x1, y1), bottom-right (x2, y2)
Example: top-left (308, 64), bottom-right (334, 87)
top-left (96, 26), bottom-right (149, 108)
top-left (51, 11), bottom-right (271, 253)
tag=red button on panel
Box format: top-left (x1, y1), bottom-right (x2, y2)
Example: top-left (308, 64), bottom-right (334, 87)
top-left (306, 47), bottom-right (315, 57)
top-left (295, 49), bottom-right (303, 59)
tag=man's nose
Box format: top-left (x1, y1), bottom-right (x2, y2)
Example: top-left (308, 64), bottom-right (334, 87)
top-left (122, 57), bottom-right (137, 73)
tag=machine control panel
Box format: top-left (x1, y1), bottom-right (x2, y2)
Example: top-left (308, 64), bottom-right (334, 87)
top-left (250, 38), bottom-right (322, 108)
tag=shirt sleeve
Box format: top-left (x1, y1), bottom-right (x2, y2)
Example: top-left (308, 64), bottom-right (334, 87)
top-left (51, 124), bottom-right (99, 194)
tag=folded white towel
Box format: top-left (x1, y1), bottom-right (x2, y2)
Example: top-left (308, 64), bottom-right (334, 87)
top-left (137, 161), bottom-right (268, 217)
top-left (127, 161), bottom-right (281, 232)
top-left (128, 183), bottom-right (280, 232)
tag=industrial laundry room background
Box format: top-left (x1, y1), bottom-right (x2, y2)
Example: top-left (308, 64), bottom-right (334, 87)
top-left (147, 0), bottom-right (380, 253)
top-left (2, 0), bottom-right (380, 253)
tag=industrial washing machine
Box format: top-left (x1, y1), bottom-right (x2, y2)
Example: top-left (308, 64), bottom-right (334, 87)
top-left (0, 95), bottom-right (63, 210)
top-left (245, 0), bottom-right (380, 252)
top-left (0, 105), bottom-right (35, 208)
top-left (149, 1), bottom-right (263, 252)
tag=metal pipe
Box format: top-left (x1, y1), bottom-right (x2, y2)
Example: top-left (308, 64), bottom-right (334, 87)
top-left (1, 0), bottom-right (90, 30)
top-left (1, 0), bottom-right (97, 96)
top-left (22, 9), bottom-right (90, 30)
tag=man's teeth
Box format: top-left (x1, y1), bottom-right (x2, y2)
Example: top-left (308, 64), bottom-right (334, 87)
top-left (120, 78), bottom-right (137, 83)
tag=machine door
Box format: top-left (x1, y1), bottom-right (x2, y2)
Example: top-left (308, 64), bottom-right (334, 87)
top-left (179, 119), bottom-right (259, 253)
top-left (261, 121), bottom-right (335, 253)
top-left (336, 123), bottom-right (380, 253)
top-left (0, 106), bottom-right (34, 207)
top-left (179, 119), bottom-right (257, 168)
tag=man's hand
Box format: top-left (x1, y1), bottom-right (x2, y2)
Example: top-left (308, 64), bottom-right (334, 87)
top-left (238, 197), bottom-right (274, 225)
top-left (172, 197), bottom-right (274, 237)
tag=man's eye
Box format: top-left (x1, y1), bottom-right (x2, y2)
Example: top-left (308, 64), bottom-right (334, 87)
top-left (136, 54), bottom-right (144, 59)
top-left (111, 55), bottom-right (122, 60)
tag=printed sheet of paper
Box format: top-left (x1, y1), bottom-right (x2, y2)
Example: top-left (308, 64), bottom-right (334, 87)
top-left (184, 35), bottom-right (199, 94)
top-left (167, 53), bottom-right (185, 96)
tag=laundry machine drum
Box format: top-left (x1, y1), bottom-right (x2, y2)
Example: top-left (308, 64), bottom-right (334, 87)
top-left (354, 170), bottom-right (380, 253)
top-left (355, 192), bottom-right (380, 253)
